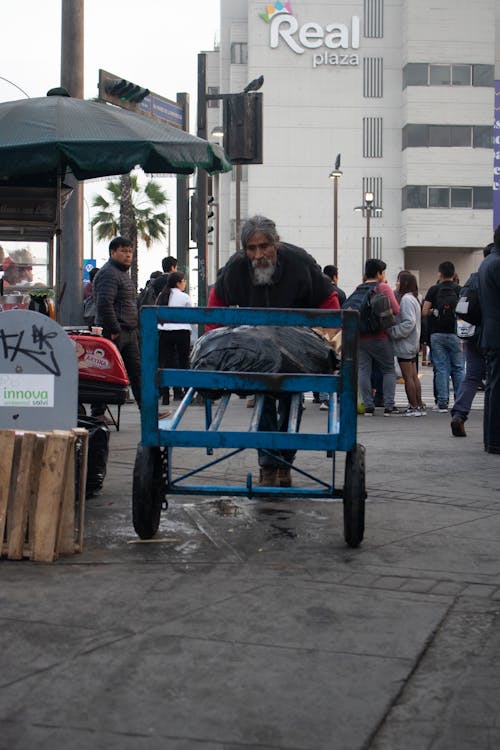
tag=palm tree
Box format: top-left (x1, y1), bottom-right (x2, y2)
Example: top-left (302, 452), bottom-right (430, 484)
top-left (92, 173), bottom-right (169, 289)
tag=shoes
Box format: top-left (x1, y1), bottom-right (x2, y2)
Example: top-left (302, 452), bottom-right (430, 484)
top-left (450, 416), bottom-right (466, 437)
top-left (95, 415), bottom-right (114, 426)
top-left (432, 404), bottom-right (448, 413)
top-left (418, 407), bottom-right (427, 416)
top-left (158, 409), bottom-right (172, 420)
top-left (402, 407), bottom-right (421, 417)
top-left (258, 466), bottom-right (278, 486)
top-left (319, 401), bottom-right (329, 411)
top-left (247, 396), bottom-right (255, 408)
top-left (364, 407), bottom-right (375, 416)
top-left (384, 407), bottom-right (404, 416)
top-left (277, 467), bottom-right (292, 487)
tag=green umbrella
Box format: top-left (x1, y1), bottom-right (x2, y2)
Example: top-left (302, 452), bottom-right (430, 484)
top-left (0, 90), bottom-right (232, 180)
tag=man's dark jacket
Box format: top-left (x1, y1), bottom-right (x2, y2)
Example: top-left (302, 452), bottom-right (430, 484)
top-left (94, 258), bottom-right (138, 336)
top-left (479, 246), bottom-right (500, 349)
top-left (213, 243), bottom-right (334, 308)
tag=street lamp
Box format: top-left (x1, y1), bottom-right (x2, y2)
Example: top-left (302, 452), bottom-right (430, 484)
top-left (328, 153), bottom-right (342, 267)
top-left (354, 190), bottom-right (382, 264)
top-left (83, 198), bottom-right (94, 259)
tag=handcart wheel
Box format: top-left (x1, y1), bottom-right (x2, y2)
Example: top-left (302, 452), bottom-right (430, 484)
top-left (343, 444), bottom-right (366, 548)
top-left (132, 445), bottom-right (164, 539)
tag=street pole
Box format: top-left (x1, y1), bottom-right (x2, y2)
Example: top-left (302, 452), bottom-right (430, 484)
top-left (366, 206), bottom-right (371, 261)
top-left (196, 53), bottom-right (208, 308)
top-left (59, 0), bottom-right (84, 324)
top-left (176, 92), bottom-right (190, 274)
top-left (333, 175), bottom-right (339, 267)
top-left (235, 164), bottom-right (242, 250)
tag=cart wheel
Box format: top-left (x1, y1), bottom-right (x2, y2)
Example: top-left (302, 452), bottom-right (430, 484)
top-left (132, 445), bottom-right (164, 539)
top-left (343, 444), bottom-right (366, 548)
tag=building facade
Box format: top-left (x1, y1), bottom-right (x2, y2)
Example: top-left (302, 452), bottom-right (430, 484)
top-left (204, 0), bottom-right (495, 293)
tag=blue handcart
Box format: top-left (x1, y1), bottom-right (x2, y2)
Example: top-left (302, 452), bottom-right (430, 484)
top-left (133, 307), bottom-right (366, 548)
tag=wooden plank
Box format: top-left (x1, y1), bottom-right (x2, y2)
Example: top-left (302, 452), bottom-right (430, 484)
top-left (27, 435), bottom-right (47, 553)
top-left (0, 431), bottom-right (16, 554)
top-left (7, 433), bottom-right (38, 560)
top-left (31, 433), bottom-right (71, 562)
top-left (55, 434), bottom-right (76, 556)
top-left (72, 428), bottom-right (88, 553)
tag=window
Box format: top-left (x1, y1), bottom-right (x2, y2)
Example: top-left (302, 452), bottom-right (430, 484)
top-left (429, 126), bottom-right (451, 147)
top-left (402, 185), bottom-right (491, 210)
top-left (403, 62), bottom-right (493, 88)
top-left (429, 187), bottom-right (449, 208)
top-left (403, 185), bottom-right (427, 209)
top-left (403, 63), bottom-right (428, 87)
top-left (230, 42), bottom-right (247, 64)
top-left (403, 124), bottom-right (490, 149)
top-left (207, 86), bottom-right (220, 109)
top-left (429, 65), bottom-right (451, 85)
top-left (473, 187), bottom-right (492, 209)
top-left (403, 124), bottom-right (428, 148)
top-left (451, 188), bottom-right (472, 208)
top-left (473, 126), bottom-right (493, 148)
top-left (452, 65), bottom-right (471, 85)
top-left (472, 64), bottom-right (494, 87)
top-left (450, 126), bottom-right (471, 147)
top-left (363, 117), bottom-right (383, 157)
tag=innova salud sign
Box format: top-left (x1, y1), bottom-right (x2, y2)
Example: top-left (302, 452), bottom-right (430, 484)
top-left (260, 2), bottom-right (360, 68)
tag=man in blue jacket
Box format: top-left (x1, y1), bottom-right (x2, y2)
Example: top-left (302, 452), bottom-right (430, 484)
top-left (478, 226), bottom-right (500, 453)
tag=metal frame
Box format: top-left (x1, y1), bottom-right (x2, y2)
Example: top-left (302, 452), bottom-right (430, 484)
top-left (138, 307), bottom-right (359, 500)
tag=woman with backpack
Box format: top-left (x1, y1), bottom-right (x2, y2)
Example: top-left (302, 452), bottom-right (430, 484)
top-left (157, 271), bottom-right (193, 406)
top-left (388, 271), bottom-right (425, 416)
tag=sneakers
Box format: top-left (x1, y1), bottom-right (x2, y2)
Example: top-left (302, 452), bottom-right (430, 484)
top-left (383, 406), bottom-right (404, 416)
top-left (364, 407), bottom-right (375, 416)
top-left (319, 401), bottom-right (329, 411)
top-left (402, 407), bottom-right (422, 417)
top-left (432, 404), bottom-right (448, 413)
top-left (451, 416), bottom-right (466, 437)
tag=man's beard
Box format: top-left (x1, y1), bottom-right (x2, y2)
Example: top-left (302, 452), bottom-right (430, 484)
top-left (251, 259), bottom-right (276, 286)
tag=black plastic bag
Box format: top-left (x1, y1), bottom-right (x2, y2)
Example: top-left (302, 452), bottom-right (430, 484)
top-left (77, 416), bottom-right (110, 497)
top-left (191, 326), bottom-right (338, 396)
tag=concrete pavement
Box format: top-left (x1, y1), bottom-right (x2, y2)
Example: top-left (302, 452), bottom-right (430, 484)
top-left (0, 371), bottom-right (499, 750)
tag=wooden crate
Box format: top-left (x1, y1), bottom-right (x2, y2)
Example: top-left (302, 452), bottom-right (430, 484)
top-left (0, 428), bottom-right (88, 562)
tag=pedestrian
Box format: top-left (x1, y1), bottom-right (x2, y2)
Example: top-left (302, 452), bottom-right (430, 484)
top-left (83, 266), bottom-right (99, 327)
top-left (422, 261), bottom-right (464, 412)
top-left (207, 215), bottom-right (340, 487)
top-left (151, 255), bottom-right (178, 298)
top-left (388, 271), bottom-right (425, 416)
top-left (157, 271), bottom-right (193, 406)
top-left (93, 236), bottom-right (168, 420)
top-left (478, 228), bottom-right (500, 453)
top-left (355, 259), bottom-right (401, 416)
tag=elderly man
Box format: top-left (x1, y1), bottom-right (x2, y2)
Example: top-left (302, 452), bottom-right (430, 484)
top-left (208, 215), bottom-right (339, 487)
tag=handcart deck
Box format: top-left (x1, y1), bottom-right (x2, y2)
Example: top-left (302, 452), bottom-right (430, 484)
top-left (133, 307), bottom-right (366, 547)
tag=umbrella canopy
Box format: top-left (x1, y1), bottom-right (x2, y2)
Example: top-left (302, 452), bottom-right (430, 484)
top-left (0, 91), bottom-right (232, 180)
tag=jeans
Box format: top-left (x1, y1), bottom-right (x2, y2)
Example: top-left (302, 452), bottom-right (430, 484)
top-left (451, 340), bottom-right (485, 421)
top-left (430, 333), bottom-right (464, 408)
top-left (358, 337), bottom-right (396, 410)
top-left (484, 348), bottom-right (500, 452)
top-left (258, 395), bottom-right (303, 467)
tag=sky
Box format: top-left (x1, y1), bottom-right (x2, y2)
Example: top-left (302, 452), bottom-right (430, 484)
top-left (0, 0), bottom-right (220, 287)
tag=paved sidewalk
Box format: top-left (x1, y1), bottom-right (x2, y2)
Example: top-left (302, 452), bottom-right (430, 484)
top-left (0, 370), bottom-right (499, 750)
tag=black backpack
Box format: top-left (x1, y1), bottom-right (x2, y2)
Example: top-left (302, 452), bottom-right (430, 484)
top-left (342, 282), bottom-right (395, 334)
top-left (434, 283), bottom-right (459, 324)
top-left (137, 282), bottom-right (158, 310)
top-left (455, 272), bottom-right (481, 325)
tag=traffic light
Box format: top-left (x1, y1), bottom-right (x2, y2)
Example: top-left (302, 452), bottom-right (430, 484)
top-left (223, 92), bottom-right (263, 164)
top-left (105, 78), bottom-right (150, 103)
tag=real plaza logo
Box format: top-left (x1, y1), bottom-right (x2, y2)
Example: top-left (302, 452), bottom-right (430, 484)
top-left (260, 2), bottom-right (360, 68)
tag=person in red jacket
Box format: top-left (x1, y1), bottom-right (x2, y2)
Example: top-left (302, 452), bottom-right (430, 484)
top-left (208, 215), bottom-right (339, 487)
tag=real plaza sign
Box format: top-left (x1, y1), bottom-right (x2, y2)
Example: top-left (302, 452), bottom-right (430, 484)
top-left (260, 2), bottom-right (360, 68)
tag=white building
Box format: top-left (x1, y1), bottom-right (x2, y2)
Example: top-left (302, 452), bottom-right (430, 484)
top-left (203, 0), bottom-right (495, 294)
